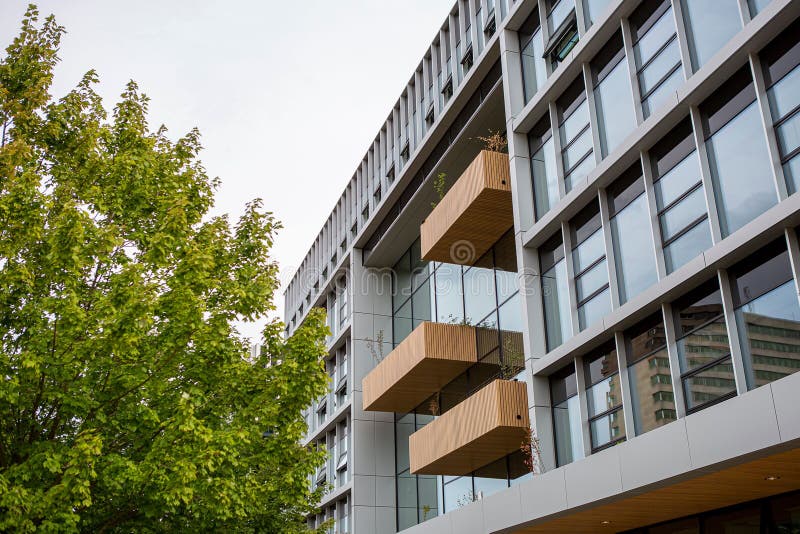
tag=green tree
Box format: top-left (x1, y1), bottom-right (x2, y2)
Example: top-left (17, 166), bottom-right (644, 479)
top-left (0, 6), bottom-right (330, 532)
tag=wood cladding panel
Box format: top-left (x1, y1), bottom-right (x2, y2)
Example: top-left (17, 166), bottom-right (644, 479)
top-left (362, 322), bottom-right (478, 413)
top-left (409, 379), bottom-right (529, 476)
top-left (517, 446), bottom-right (800, 534)
top-left (421, 150), bottom-right (513, 264)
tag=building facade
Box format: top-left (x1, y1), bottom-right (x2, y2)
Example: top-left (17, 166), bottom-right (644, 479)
top-left (285, 0), bottom-right (800, 532)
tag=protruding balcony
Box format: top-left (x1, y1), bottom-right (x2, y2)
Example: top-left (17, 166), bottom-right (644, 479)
top-left (409, 378), bottom-right (529, 476)
top-left (362, 322), bottom-right (478, 413)
top-left (420, 150), bottom-right (512, 264)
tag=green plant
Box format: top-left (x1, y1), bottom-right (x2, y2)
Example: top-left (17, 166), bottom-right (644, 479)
top-left (366, 330), bottom-right (386, 364)
top-left (431, 172), bottom-right (448, 209)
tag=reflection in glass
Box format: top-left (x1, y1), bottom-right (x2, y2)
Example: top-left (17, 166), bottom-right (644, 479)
top-left (611, 194), bottom-right (658, 303)
top-left (706, 103), bottom-right (776, 236)
top-left (543, 259), bottom-right (572, 350)
top-left (553, 396), bottom-right (583, 465)
top-left (532, 137), bottom-right (560, 221)
top-left (520, 19), bottom-right (547, 103)
top-left (582, 0), bottom-right (611, 27)
top-left (681, 0), bottom-right (741, 71)
top-left (767, 63), bottom-right (800, 194)
top-left (560, 98), bottom-right (594, 192)
top-left (595, 59), bottom-right (636, 157)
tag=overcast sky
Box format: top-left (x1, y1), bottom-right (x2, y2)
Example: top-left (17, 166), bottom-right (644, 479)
top-left (0, 0), bottom-right (453, 341)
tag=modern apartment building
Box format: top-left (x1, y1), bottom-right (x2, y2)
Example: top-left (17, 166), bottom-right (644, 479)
top-left (285, 0), bottom-right (800, 532)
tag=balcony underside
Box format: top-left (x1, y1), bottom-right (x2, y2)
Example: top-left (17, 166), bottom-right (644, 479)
top-left (420, 150), bottom-right (512, 265)
top-left (409, 379), bottom-right (529, 476)
top-left (362, 322), bottom-right (478, 413)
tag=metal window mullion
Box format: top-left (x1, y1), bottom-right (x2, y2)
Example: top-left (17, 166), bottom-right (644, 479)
top-left (669, 0), bottom-right (694, 78)
top-left (582, 62), bottom-right (603, 164)
top-left (662, 301), bottom-right (688, 418)
top-left (717, 268), bottom-right (749, 395)
top-left (750, 52), bottom-right (789, 201)
top-left (737, 0), bottom-right (752, 26)
top-left (550, 101), bottom-right (568, 199)
top-left (574, 0), bottom-right (589, 35)
top-left (689, 105), bottom-right (724, 243)
top-left (469, 0), bottom-right (482, 57)
top-left (641, 150), bottom-right (668, 279)
top-left (509, 128), bottom-right (536, 232)
top-left (621, 17), bottom-right (645, 126)
top-left (449, 13), bottom-right (460, 88)
top-left (538, 0), bottom-right (555, 77)
top-left (521, 243), bottom-right (548, 358)
top-left (530, 374), bottom-right (557, 471)
top-left (598, 187), bottom-right (621, 309)
top-left (562, 220), bottom-right (581, 336)
top-left (613, 331), bottom-right (638, 438)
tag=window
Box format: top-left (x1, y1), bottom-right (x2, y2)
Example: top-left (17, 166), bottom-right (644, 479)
top-left (336, 421), bottom-right (348, 486)
top-left (540, 233), bottom-right (572, 351)
top-left (748, 0), bottom-right (772, 17)
top-left (762, 20), bottom-right (800, 194)
top-left (441, 74), bottom-right (454, 103)
top-left (701, 67), bottom-right (776, 236)
top-left (681, 0), bottom-right (742, 72)
top-left (570, 200), bottom-right (610, 330)
top-left (630, 0), bottom-right (684, 118)
top-left (625, 312), bottom-right (676, 434)
top-left (608, 166), bottom-right (658, 304)
top-left (584, 342), bottom-right (625, 451)
top-left (461, 43), bottom-right (474, 73)
top-left (529, 116), bottom-right (559, 223)
top-left (519, 10), bottom-right (547, 104)
top-left (550, 363), bottom-right (584, 466)
top-left (650, 119), bottom-right (711, 273)
top-left (582, 0), bottom-right (611, 28)
top-left (545, 0), bottom-right (579, 69)
top-left (336, 499), bottom-right (350, 534)
top-left (484, 8), bottom-right (497, 38)
top-left (673, 279), bottom-right (735, 413)
top-left (557, 77), bottom-right (594, 192)
top-left (731, 239), bottom-right (800, 390)
top-left (592, 32), bottom-right (637, 157)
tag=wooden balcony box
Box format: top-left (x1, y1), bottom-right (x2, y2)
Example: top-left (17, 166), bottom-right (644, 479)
top-left (420, 150), bottom-right (512, 265)
top-left (409, 379), bottom-right (529, 476)
top-left (362, 322), bottom-right (478, 413)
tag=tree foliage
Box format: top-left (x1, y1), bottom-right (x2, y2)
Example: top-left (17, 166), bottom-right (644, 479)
top-left (0, 6), bottom-right (330, 532)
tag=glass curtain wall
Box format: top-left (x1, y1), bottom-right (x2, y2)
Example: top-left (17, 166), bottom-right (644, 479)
top-left (519, 8), bottom-right (548, 104)
top-left (701, 67), bottom-right (776, 237)
top-left (630, 0), bottom-right (684, 119)
top-left (529, 116), bottom-right (559, 223)
top-left (672, 280), bottom-right (735, 413)
top-left (592, 31), bottom-right (637, 157)
top-left (541, 233), bottom-right (572, 351)
top-left (681, 0), bottom-right (742, 72)
top-left (608, 165), bottom-right (658, 304)
top-left (731, 238), bottom-right (800, 390)
top-left (558, 77), bottom-right (595, 192)
top-left (649, 119), bottom-right (712, 273)
top-left (761, 20), bottom-right (800, 194)
top-left (625, 312), bottom-right (676, 434)
top-left (550, 363), bottom-right (584, 466)
top-left (583, 342), bottom-right (625, 451)
top-left (570, 200), bottom-right (611, 330)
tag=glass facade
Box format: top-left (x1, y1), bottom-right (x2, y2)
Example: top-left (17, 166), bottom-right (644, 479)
top-left (519, 9), bottom-right (548, 104)
top-left (570, 200), bottom-right (610, 330)
top-left (625, 312), bottom-right (676, 435)
top-left (541, 233), bottom-right (572, 351)
top-left (608, 166), bottom-right (658, 304)
top-left (702, 68), bottom-right (776, 236)
top-left (681, 0), bottom-right (742, 71)
top-left (582, 0), bottom-right (611, 28)
top-left (558, 78), bottom-right (594, 192)
top-left (550, 363), bottom-right (584, 466)
top-left (530, 116), bottom-right (560, 224)
top-left (650, 119), bottom-right (712, 273)
top-left (592, 32), bottom-right (637, 157)
top-left (630, 0), bottom-right (684, 118)
top-left (584, 342), bottom-right (625, 451)
top-left (731, 238), bottom-right (800, 390)
top-left (762, 20), bottom-right (800, 194)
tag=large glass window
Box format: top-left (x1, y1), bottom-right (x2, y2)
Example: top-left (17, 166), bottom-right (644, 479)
top-left (672, 280), bottom-right (735, 413)
top-left (630, 0), bottom-right (684, 118)
top-left (761, 20), bottom-right (800, 194)
top-left (625, 312), bottom-right (676, 435)
top-left (582, 0), bottom-right (611, 28)
top-left (701, 68), bottom-right (777, 237)
top-left (550, 363), bottom-right (584, 466)
top-left (584, 342), bottom-right (625, 451)
top-left (529, 116), bottom-right (559, 223)
top-left (608, 166), bottom-right (658, 304)
top-left (519, 9), bottom-right (548, 104)
top-left (546, 0), bottom-right (579, 69)
top-left (541, 233), bottom-right (572, 351)
top-left (650, 119), bottom-right (712, 273)
top-left (558, 78), bottom-right (595, 192)
top-left (592, 32), bottom-right (637, 157)
top-left (681, 0), bottom-right (742, 72)
top-left (731, 238), bottom-right (800, 390)
top-left (570, 200), bottom-right (610, 330)
top-left (748, 0), bottom-right (773, 17)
